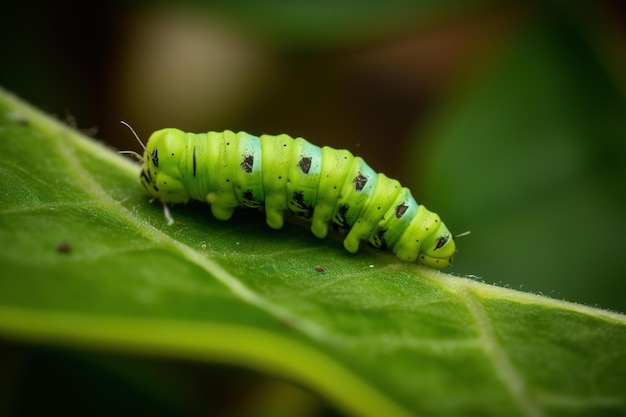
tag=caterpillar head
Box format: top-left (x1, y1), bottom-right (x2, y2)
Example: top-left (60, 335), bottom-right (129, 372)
top-left (140, 128), bottom-right (190, 203)
top-left (419, 222), bottom-right (456, 269)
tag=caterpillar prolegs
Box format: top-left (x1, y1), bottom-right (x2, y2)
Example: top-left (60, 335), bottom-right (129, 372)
top-left (139, 128), bottom-right (457, 269)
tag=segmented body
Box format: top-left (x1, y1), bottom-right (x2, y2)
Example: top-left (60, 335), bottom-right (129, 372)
top-left (139, 128), bottom-right (455, 268)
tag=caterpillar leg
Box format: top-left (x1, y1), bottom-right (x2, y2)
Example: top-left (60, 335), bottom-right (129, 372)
top-left (260, 134), bottom-right (293, 230)
top-left (207, 193), bottom-right (236, 221)
top-left (162, 203), bottom-right (175, 226)
top-left (265, 207), bottom-right (284, 229)
top-left (210, 204), bottom-right (235, 221)
top-left (392, 206), bottom-right (455, 267)
top-left (417, 222), bottom-right (455, 269)
top-left (310, 208), bottom-right (333, 239)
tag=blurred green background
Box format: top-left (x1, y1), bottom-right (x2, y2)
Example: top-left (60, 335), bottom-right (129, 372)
top-left (2, 1), bottom-right (626, 416)
top-left (2, 2), bottom-right (625, 311)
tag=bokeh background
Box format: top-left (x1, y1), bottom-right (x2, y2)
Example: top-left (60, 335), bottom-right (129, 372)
top-left (2, 1), bottom-right (625, 311)
top-left (2, 2), bottom-right (626, 416)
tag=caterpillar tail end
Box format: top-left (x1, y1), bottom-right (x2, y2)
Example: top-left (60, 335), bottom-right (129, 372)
top-left (418, 223), bottom-right (456, 270)
top-left (419, 254), bottom-right (453, 269)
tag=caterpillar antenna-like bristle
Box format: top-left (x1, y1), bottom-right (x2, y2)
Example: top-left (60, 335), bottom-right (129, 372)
top-left (454, 231), bottom-right (471, 239)
top-left (118, 150), bottom-right (143, 162)
top-left (120, 120), bottom-right (146, 151)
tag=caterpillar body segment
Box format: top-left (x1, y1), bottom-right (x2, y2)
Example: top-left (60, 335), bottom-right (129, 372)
top-left (140, 128), bottom-right (456, 269)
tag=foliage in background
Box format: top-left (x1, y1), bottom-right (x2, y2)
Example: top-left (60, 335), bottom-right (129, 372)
top-left (419, 9), bottom-right (626, 309)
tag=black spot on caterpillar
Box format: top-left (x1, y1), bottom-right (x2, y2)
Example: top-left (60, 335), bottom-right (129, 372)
top-left (135, 128), bottom-right (458, 269)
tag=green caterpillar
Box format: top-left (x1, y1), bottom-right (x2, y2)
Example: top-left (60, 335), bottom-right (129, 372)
top-left (138, 128), bottom-right (457, 269)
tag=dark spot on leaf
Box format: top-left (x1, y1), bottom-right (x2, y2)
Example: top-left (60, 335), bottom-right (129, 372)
top-left (315, 265), bottom-right (326, 273)
top-left (56, 241), bottom-right (72, 253)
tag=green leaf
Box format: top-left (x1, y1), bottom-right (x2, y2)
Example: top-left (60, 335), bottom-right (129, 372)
top-left (1, 87), bottom-right (625, 417)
